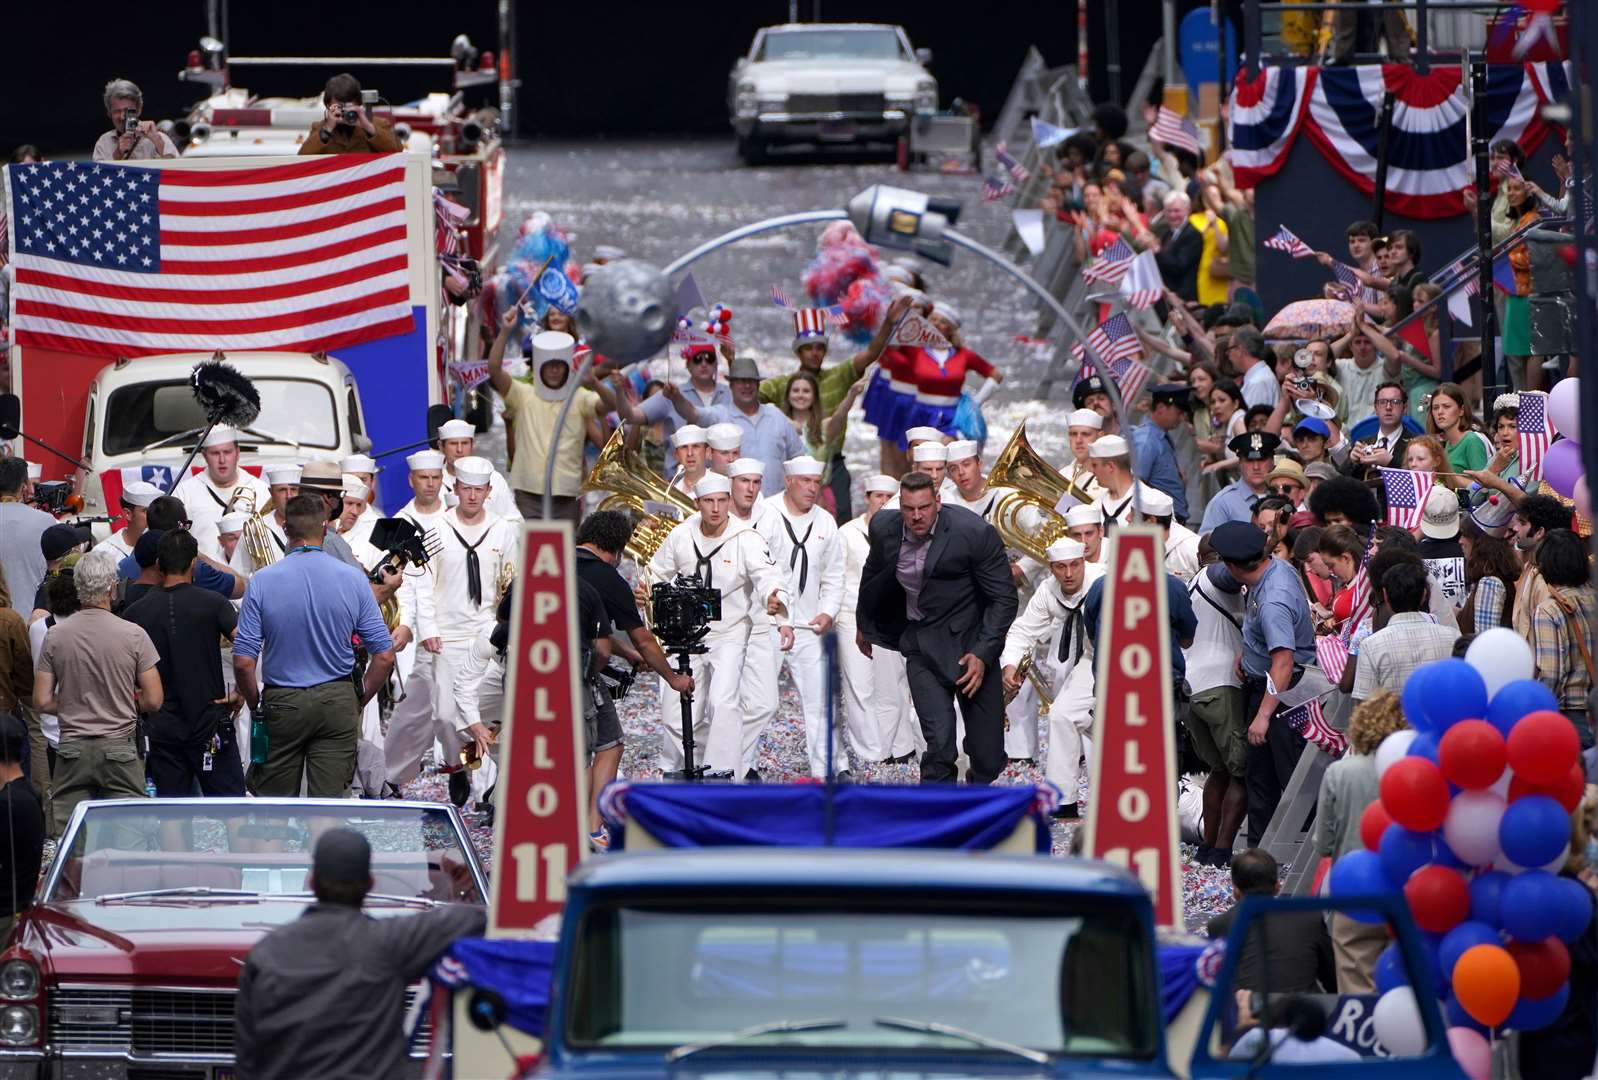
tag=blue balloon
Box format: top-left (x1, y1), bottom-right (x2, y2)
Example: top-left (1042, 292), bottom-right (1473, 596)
top-left (1402, 664), bottom-right (1438, 730)
top-left (1500, 795), bottom-right (1571, 869)
top-left (1374, 942), bottom-right (1407, 994)
top-left (1470, 870), bottom-right (1511, 929)
top-left (1501, 871), bottom-right (1564, 941)
top-left (1424, 659), bottom-right (1490, 731)
top-left (1508, 983), bottom-right (1570, 1031)
top-left (1379, 825), bottom-right (1436, 885)
top-left (1407, 730), bottom-right (1442, 763)
top-left (1328, 849), bottom-right (1395, 923)
top-left (1486, 679), bottom-right (1561, 737)
top-left (1446, 992), bottom-right (1491, 1036)
top-left (1550, 876), bottom-right (1596, 943)
top-left (1438, 920), bottom-right (1501, 979)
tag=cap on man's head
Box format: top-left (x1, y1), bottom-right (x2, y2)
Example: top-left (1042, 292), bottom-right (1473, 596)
top-left (132, 528), bottom-right (165, 569)
top-left (727, 356), bottom-right (761, 381)
top-left (944, 440), bottom-right (979, 462)
top-left (1064, 504), bottom-right (1102, 528)
top-left (706, 423), bottom-right (742, 452)
top-left (783, 456), bottom-right (824, 478)
top-left (1072, 375), bottom-right (1109, 409)
top-left (693, 474), bottom-right (732, 499)
top-left (340, 474), bottom-right (368, 501)
top-left (41, 523), bottom-right (93, 563)
top-left (1088, 434), bottom-right (1130, 459)
top-left (120, 481), bottom-right (161, 508)
top-left (864, 474), bottom-right (899, 495)
top-left (1305, 461), bottom-right (1339, 482)
top-left (263, 463), bottom-right (303, 486)
top-left (728, 458), bottom-right (765, 479)
top-left (218, 513), bottom-right (247, 535)
top-left (1228, 431), bottom-right (1281, 461)
top-left (407, 450), bottom-right (445, 472)
top-left (1067, 408), bottom-right (1104, 431)
top-left (312, 828), bottom-right (372, 886)
top-left (672, 425), bottom-right (709, 449)
top-left (454, 456), bottom-right (494, 487)
top-left (1135, 486), bottom-right (1174, 517)
top-left (436, 419), bottom-right (475, 441)
top-left (200, 426), bottom-right (240, 449)
top-left (1267, 458), bottom-right (1308, 486)
top-left (341, 453), bottom-right (377, 475)
top-left (1420, 485), bottom-right (1462, 540)
top-left (1210, 521), bottom-right (1268, 564)
top-left (1149, 384), bottom-right (1192, 410)
top-left (1046, 538), bottom-right (1086, 562)
top-left (912, 442), bottom-right (949, 463)
top-left (904, 426), bottom-right (944, 445)
top-left (1293, 416), bottom-right (1331, 439)
top-left (297, 460), bottom-right (344, 493)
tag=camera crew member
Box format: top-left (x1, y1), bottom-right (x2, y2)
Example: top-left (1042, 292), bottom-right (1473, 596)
top-left (299, 74), bottom-right (400, 156)
top-left (92, 79), bottom-right (178, 162)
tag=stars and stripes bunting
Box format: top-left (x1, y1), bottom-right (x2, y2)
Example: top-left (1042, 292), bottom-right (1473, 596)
top-left (1379, 467), bottom-right (1435, 529)
top-left (1082, 235), bottom-right (1136, 284)
top-left (1517, 389), bottom-right (1554, 482)
top-left (1117, 250), bottom-right (1163, 309)
top-left (1263, 225), bottom-right (1316, 259)
top-left (1151, 105), bottom-right (1203, 157)
top-left (4, 155), bottom-right (415, 358)
top-left (995, 141), bottom-right (1029, 183)
top-left (1283, 697), bottom-right (1346, 755)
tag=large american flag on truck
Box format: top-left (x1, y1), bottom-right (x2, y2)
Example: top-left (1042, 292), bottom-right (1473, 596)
top-left (3, 155), bottom-right (415, 358)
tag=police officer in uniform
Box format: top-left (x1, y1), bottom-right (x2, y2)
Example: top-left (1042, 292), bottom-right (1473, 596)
top-left (1200, 432), bottom-right (1280, 532)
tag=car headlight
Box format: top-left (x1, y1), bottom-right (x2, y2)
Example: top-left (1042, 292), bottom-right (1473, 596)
top-left (914, 81), bottom-right (938, 113)
top-left (0, 961), bottom-right (38, 1002)
top-left (735, 83), bottom-right (759, 118)
top-left (0, 1005), bottom-right (37, 1046)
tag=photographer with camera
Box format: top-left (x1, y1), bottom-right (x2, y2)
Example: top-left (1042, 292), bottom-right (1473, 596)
top-left (299, 74), bottom-right (400, 156)
top-left (92, 79), bottom-right (178, 162)
top-left (0, 459), bottom-right (55, 617)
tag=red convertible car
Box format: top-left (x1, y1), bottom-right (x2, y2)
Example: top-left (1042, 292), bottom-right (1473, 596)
top-left (0, 797), bottom-right (488, 1079)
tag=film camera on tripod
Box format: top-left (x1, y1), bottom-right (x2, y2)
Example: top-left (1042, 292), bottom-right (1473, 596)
top-left (650, 574), bottom-right (724, 780)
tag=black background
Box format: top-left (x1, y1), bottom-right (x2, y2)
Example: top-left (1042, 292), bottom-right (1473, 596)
top-left (6, 0), bottom-right (1086, 157)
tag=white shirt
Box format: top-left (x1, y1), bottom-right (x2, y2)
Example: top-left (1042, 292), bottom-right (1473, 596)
top-left (420, 509), bottom-right (519, 645)
top-left (837, 515), bottom-right (871, 622)
top-left (999, 564), bottom-right (1105, 673)
top-left (1184, 568), bottom-right (1245, 693)
top-left (1095, 488), bottom-right (1135, 527)
top-left (173, 469), bottom-right (271, 552)
top-left (344, 530), bottom-right (418, 644)
top-left (91, 530), bottom-right (136, 562)
top-left (649, 516), bottom-right (790, 641)
top-left (343, 503), bottom-right (381, 547)
top-left (226, 513), bottom-right (288, 578)
top-left (395, 498), bottom-right (448, 639)
top-left (442, 465), bottom-right (521, 522)
top-left (1165, 522), bottom-right (1201, 582)
top-left (452, 628), bottom-right (505, 732)
top-left (755, 498), bottom-right (843, 625)
top-left (1064, 461), bottom-right (1105, 502)
top-left (1241, 360), bottom-right (1281, 410)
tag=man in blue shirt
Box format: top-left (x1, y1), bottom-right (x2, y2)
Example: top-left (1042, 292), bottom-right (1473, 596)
top-left (1128, 385), bottom-right (1192, 523)
top-left (614, 341), bottom-right (734, 452)
top-left (1200, 431), bottom-right (1280, 533)
top-left (115, 496), bottom-right (244, 599)
top-left (695, 356), bottom-right (807, 495)
top-left (233, 495), bottom-right (394, 797)
top-left (1081, 562), bottom-right (1198, 682)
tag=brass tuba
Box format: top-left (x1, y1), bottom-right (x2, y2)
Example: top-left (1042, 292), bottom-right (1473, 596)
top-left (225, 487), bottom-right (279, 572)
top-left (985, 422), bottom-right (1095, 566)
top-left (582, 429), bottom-right (695, 566)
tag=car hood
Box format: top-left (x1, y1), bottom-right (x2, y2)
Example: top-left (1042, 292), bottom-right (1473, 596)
top-left (741, 59), bottom-right (929, 94)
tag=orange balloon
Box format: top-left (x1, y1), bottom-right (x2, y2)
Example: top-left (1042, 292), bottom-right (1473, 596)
top-left (1453, 944), bottom-right (1522, 1027)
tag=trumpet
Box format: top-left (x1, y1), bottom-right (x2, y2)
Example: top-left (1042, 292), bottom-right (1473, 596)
top-left (1003, 654), bottom-right (1055, 715)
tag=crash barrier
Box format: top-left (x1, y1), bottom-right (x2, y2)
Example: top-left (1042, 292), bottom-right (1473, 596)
top-left (1255, 688), bottom-right (1352, 898)
top-left (990, 46), bottom-right (1049, 157)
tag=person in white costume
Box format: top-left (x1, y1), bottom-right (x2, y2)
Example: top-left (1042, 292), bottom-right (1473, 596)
top-left (1138, 485), bottom-right (1201, 581)
top-left (172, 426), bottom-right (272, 552)
top-left (436, 418), bottom-right (520, 521)
top-left (1088, 434), bottom-right (1137, 526)
top-left (90, 481), bottom-right (160, 561)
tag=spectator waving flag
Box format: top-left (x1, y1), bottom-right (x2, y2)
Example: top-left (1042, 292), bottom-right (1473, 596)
top-left (995, 142), bottom-right (1029, 183)
top-left (1118, 250), bottom-right (1164, 309)
top-left (1071, 312), bottom-right (1142, 367)
top-left (1150, 106), bottom-right (1203, 157)
top-left (1082, 235), bottom-right (1136, 284)
top-left (1330, 261), bottom-right (1363, 291)
top-left (1379, 467), bottom-right (1435, 529)
top-left (981, 174), bottom-right (1016, 203)
top-left (1518, 390), bottom-right (1554, 481)
top-left (4, 156), bottom-right (415, 358)
top-left (1283, 698), bottom-right (1347, 755)
top-left (1492, 158), bottom-right (1523, 181)
top-left (1263, 225), bottom-right (1316, 259)
top-left (535, 264), bottom-right (580, 314)
top-left (1341, 546), bottom-right (1374, 644)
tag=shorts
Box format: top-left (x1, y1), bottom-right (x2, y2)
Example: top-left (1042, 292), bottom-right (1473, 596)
top-left (1187, 685), bottom-right (1247, 778)
top-left (586, 690), bottom-right (623, 755)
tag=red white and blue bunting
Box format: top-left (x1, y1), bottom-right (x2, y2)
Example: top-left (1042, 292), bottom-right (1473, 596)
top-left (1227, 62), bottom-right (1570, 219)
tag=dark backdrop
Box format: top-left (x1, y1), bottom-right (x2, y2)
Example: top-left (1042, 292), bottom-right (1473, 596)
top-left (5, 1), bottom-right (1076, 157)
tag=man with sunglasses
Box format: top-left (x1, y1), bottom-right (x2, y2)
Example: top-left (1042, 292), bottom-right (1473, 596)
top-left (1344, 381), bottom-right (1411, 483)
top-left (1266, 459), bottom-right (1309, 511)
top-left (617, 343), bottom-right (734, 456)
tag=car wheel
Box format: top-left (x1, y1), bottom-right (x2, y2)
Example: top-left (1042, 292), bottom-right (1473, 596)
top-left (737, 135), bottom-right (767, 165)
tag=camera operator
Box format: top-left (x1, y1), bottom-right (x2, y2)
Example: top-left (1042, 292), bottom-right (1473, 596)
top-left (299, 74), bottom-right (400, 156)
top-left (92, 79), bottom-right (178, 162)
top-left (0, 459), bottom-right (55, 617)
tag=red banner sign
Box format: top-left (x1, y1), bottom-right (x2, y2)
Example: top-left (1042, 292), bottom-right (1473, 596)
top-left (1082, 526), bottom-right (1182, 928)
top-left (488, 521), bottom-right (588, 937)
top-left (889, 312), bottom-right (951, 350)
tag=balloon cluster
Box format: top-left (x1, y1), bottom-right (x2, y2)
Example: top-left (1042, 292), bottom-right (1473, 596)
top-left (1328, 632), bottom-right (1591, 1077)
top-left (803, 221), bottom-right (886, 345)
top-left (703, 304), bottom-right (733, 340)
top-left (494, 211), bottom-right (578, 324)
top-left (1541, 379), bottom-right (1586, 515)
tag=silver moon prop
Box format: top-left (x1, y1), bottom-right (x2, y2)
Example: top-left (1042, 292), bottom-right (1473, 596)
top-left (574, 260), bottom-right (675, 363)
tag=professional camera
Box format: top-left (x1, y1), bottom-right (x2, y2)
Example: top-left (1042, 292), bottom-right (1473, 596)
top-left (650, 575), bottom-right (721, 649)
top-left (367, 516), bottom-right (440, 582)
top-left (30, 481), bottom-right (75, 515)
top-left (340, 106), bottom-right (359, 125)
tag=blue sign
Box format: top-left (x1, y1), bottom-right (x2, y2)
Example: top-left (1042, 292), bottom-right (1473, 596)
top-left (1179, 8), bottom-right (1237, 88)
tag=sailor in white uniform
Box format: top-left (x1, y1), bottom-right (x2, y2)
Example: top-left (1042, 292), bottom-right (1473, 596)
top-left (1064, 408), bottom-right (1108, 502)
top-left (1088, 433), bottom-right (1137, 526)
top-left (942, 438), bottom-right (1043, 593)
top-left (1064, 503), bottom-right (1106, 567)
top-left (668, 424), bottom-right (710, 500)
top-left (436, 418), bottom-right (520, 521)
top-left (705, 422), bottom-right (743, 475)
top-left (338, 453), bottom-right (384, 545)
top-left (226, 463), bottom-right (302, 579)
top-left (90, 481), bottom-right (160, 561)
top-left (1138, 485), bottom-right (1201, 582)
top-left (171, 426), bottom-right (272, 553)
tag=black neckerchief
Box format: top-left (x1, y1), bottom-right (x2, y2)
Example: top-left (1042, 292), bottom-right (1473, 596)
top-left (691, 537), bottom-right (728, 589)
top-left (780, 513), bottom-right (814, 593)
top-left (446, 523), bottom-right (490, 606)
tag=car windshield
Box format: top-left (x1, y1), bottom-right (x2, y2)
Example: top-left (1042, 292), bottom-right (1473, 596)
top-left (566, 901), bottom-right (1157, 1058)
top-left (49, 803), bottom-right (483, 905)
top-left (102, 378), bottom-right (337, 455)
top-left (758, 29), bottom-right (907, 62)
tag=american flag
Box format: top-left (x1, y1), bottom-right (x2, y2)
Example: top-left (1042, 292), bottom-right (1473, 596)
top-left (770, 284), bottom-right (793, 308)
top-left (1082, 235), bottom-right (1136, 284)
top-left (995, 141), bottom-right (1029, 183)
top-left (0, 208), bottom-right (8, 268)
top-left (1315, 635), bottom-right (1350, 685)
top-left (1283, 697), bottom-right (1347, 755)
top-left (1150, 106), bottom-right (1203, 157)
top-left (822, 305), bottom-right (849, 328)
top-left (1518, 390), bottom-right (1554, 481)
top-left (1263, 225), bottom-right (1316, 259)
top-left (1075, 355), bottom-right (1154, 407)
top-left (1331, 261), bottom-right (1363, 291)
top-left (982, 173), bottom-right (1016, 203)
top-left (1071, 312), bottom-right (1142, 367)
top-left (4, 156), bottom-right (414, 357)
top-left (1341, 546), bottom-right (1374, 645)
top-left (1118, 250), bottom-right (1164, 309)
top-left (1380, 467), bottom-right (1435, 529)
top-left (433, 190), bottom-right (467, 259)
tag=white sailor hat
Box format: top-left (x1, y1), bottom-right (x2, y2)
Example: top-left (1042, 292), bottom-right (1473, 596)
top-left (930, 301), bottom-right (962, 328)
top-left (218, 512), bottom-right (247, 534)
top-left (783, 456), bottom-right (825, 477)
top-left (904, 426), bottom-right (945, 445)
top-left (706, 423), bottom-right (742, 451)
top-left (1064, 504), bottom-right (1102, 528)
top-left (407, 450), bottom-right (446, 471)
top-left (120, 481), bottom-right (161, 507)
top-left (1067, 408), bottom-right (1105, 431)
top-left (672, 424), bottom-right (709, 448)
top-left (944, 439), bottom-right (980, 462)
top-left (1046, 538), bottom-right (1086, 562)
top-left (263, 463), bottom-right (303, 486)
top-left (728, 458), bottom-right (765, 479)
top-left (453, 456), bottom-right (494, 487)
top-left (25, 462), bottom-right (41, 481)
top-left (912, 442), bottom-right (949, 463)
top-left (1088, 434), bottom-right (1130, 459)
top-left (694, 473), bottom-right (733, 499)
top-left (201, 426), bottom-right (241, 449)
top-left (437, 418), bottom-right (475, 441)
top-left (340, 454), bottom-right (377, 475)
top-left (864, 474), bottom-right (899, 494)
top-left (1136, 485), bottom-right (1174, 517)
top-left (340, 474), bottom-right (369, 501)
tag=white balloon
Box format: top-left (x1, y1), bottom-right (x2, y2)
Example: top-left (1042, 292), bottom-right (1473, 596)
top-left (1466, 628), bottom-right (1535, 699)
top-left (1443, 791), bottom-right (1505, 867)
top-left (1373, 986), bottom-right (1428, 1057)
top-left (1376, 730), bottom-right (1420, 778)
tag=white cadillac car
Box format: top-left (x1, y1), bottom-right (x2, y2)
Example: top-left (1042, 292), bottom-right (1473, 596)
top-left (728, 23), bottom-right (938, 164)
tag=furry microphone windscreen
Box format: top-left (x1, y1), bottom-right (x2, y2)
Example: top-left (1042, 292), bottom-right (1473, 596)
top-left (190, 359), bottom-right (262, 429)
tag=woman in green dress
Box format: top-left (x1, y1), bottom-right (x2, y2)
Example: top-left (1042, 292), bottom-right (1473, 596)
top-left (1426, 381), bottom-right (1492, 481)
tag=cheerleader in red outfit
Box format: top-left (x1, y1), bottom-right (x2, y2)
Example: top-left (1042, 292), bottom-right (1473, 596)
top-left (895, 302), bottom-right (1003, 447)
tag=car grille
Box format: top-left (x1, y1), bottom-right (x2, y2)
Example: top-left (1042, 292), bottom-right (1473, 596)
top-left (50, 985), bottom-right (435, 1057)
top-left (785, 92), bottom-right (886, 115)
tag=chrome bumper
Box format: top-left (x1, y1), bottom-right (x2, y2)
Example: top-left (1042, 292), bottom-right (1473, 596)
top-left (736, 110), bottom-right (910, 141)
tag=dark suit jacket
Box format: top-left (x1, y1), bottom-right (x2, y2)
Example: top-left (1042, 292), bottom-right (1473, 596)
top-left (1154, 223), bottom-right (1204, 303)
top-left (1341, 430), bottom-right (1411, 485)
top-left (856, 506), bottom-right (1018, 671)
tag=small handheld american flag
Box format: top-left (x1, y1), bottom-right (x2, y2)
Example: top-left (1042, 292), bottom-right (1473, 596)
top-left (1492, 159), bottom-right (1523, 181)
top-left (1150, 106), bottom-right (1203, 158)
top-left (1283, 698), bottom-right (1346, 755)
top-left (1315, 635), bottom-right (1350, 685)
top-left (770, 285), bottom-right (793, 308)
top-left (1379, 467), bottom-right (1435, 529)
top-left (1082, 235), bottom-right (1136, 284)
top-left (1117, 250), bottom-right (1163, 309)
top-left (1070, 312), bottom-right (1142, 367)
top-left (1517, 390), bottom-right (1554, 481)
top-left (995, 142), bottom-right (1029, 183)
top-left (981, 174), bottom-right (1016, 203)
top-left (1263, 225), bottom-right (1316, 259)
top-left (1341, 545), bottom-right (1374, 645)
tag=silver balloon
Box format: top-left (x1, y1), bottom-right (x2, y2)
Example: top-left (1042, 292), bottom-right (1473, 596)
top-left (574, 260), bottom-right (675, 363)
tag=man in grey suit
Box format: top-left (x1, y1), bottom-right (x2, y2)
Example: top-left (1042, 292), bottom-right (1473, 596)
top-left (855, 472), bottom-right (1019, 783)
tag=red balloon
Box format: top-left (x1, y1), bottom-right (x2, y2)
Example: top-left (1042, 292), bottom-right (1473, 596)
top-left (1509, 761), bottom-right (1587, 813)
top-left (1439, 720), bottom-right (1507, 789)
top-left (1404, 865), bottom-right (1472, 933)
top-left (1360, 800), bottom-right (1394, 852)
top-left (1380, 757), bottom-right (1452, 832)
top-left (1507, 710), bottom-right (1582, 786)
top-left (1506, 937), bottom-right (1571, 1000)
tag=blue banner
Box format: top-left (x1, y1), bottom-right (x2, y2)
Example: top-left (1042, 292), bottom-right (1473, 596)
top-left (537, 266), bottom-right (580, 314)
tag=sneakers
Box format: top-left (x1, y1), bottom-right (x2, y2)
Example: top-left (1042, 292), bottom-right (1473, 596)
top-left (588, 827), bottom-right (611, 854)
top-left (1050, 804), bottom-right (1080, 821)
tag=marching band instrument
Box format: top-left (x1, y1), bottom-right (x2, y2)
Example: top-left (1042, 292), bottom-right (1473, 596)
top-left (583, 430), bottom-right (696, 625)
top-left (225, 487), bottom-right (279, 571)
top-left (985, 422), bottom-right (1093, 566)
top-left (1003, 654), bottom-right (1054, 715)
